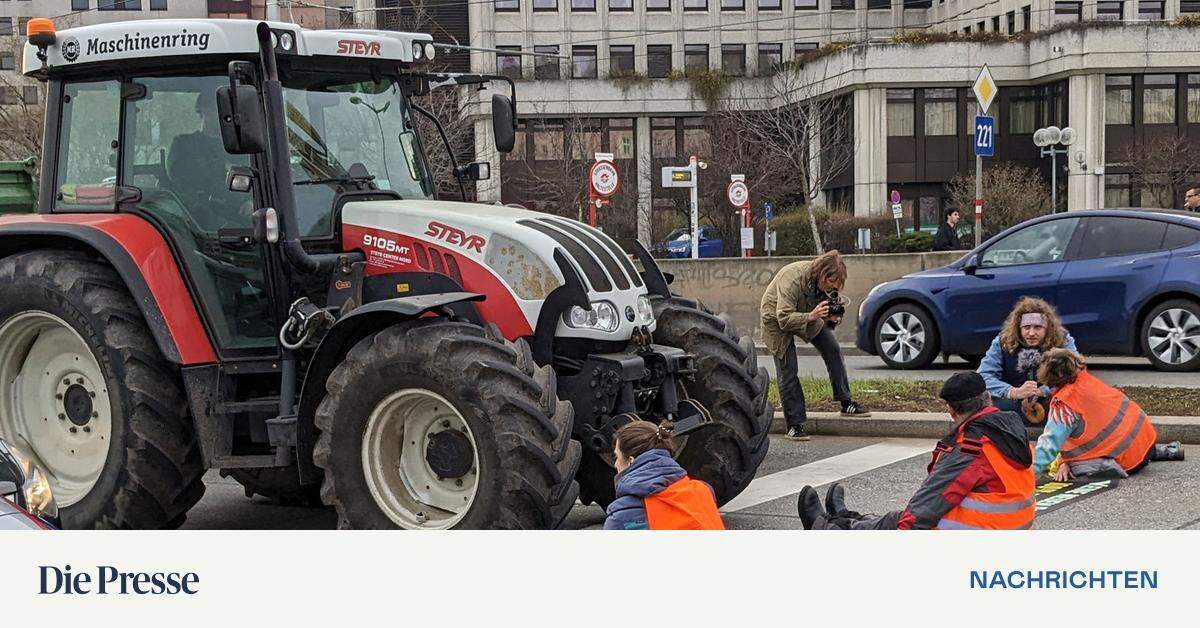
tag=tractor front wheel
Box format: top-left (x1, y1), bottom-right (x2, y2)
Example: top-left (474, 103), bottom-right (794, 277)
top-left (313, 319), bottom-right (580, 529)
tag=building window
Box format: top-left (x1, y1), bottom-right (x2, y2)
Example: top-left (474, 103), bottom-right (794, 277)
top-left (1143, 74), bottom-right (1176, 124)
top-left (23, 86), bottom-right (38, 104)
top-left (609, 0), bottom-right (632, 8)
top-left (533, 0), bottom-right (556, 10)
top-left (991, 16), bottom-right (1000, 31)
top-left (977, 20), bottom-right (986, 31)
top-left (1188, 74), bottom-right (1200, 124)
top-left (831, 0), bottom-right (854, 8)
top-left (71, 0), bottom-right (89, 8)
top-left (534, 45), bottom-right (560, 80)
top-left (1096, 0), bottom-right (1123, 18)
top-left (532, 121), bottom-right (565, 160)
top-left (794, 42), bottom-right (818, 60)
top-left (682, 117), bottom-right (710, 157)
top-left (98, 0), bottom-right (142, 8)
top-left (497, 47), bottom-right (522, 80)
top-left (571, 46), bottom-right (597, 79)
top-left (722, 0), bottom-right (744, 10)
top-left (684, 0), bottom-right (707, 9)
top-left (1138, 0), bottom-right (1164, 18)
top-left (572, 0), bottom-right (596, 9)
top-left (570, 124), bottom-right (603, 160)
top-left (1008, 92), bottom-right (1038, 135)
top-left (651, 117), bottom-right (676, 158)
top-left (1022, 4), bottom-right (1031, 29)
top-left (1053, 1), bottom-right (1081, 22)
top-left (1105, 174), bottom-right (1132, 207)
top-left (887, 89), bottom-right (914, 137)
top-left (647, 45), bottom-right (672, 78)
top-left (966, 100), bottom-right (1000, 136)
top-left (150, 0), bottom-right (167, 9)
top-left (0, 20), bottom-right (10, 36)
top-left (609, 45), bottom-right (635, 75)
top-left (1006, 10), bottom-right (1016, 32)
top-left (495, 0), bottom-right (519, 11)
top-left (0, 55), bottom-right (12, 71)
top-left (1183, 0), bottom-right (1200, 12)
top-left (647, 0), bottom-right (669, 9)
top-left (759, 0), bottom-right (781, 9)
top-left (868, 0), bottom-right (888, 8)
top-left (684, 44), bottom-right (708, 72)
top-left (1105, 75), bottom-right (1133, 125)
top-left (721, 44), bottom-right (745, 77)
top-left (924, 88), bottom-right (957, 136)
top-left (609, 119), bottom-right (636, 159)
top-left (757, 43), bottom-right (782, 76)
top-left (795, 0), bottom-right (817, 8)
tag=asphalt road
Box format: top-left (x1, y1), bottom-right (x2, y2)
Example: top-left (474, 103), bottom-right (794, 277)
top-left (182, 434), bottom-right (1200, 530)
top-left (756, 353), bottom-right (1200, 389)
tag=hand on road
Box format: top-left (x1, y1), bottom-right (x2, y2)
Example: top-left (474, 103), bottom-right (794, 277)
top-left (1010, 381), bottom-right (1041, 400)
top-left (1054, 461), bottom-right (1074, 482)
top-left (809, 301), bottom-right (830, 320)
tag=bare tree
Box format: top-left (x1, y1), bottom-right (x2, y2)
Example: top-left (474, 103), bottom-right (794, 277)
top-left (716, 64), bottom-right (855, 254)
top-left (1118, 136), bottom-right (1200, 209)
top-left (410, 85), bottom-right (486, 201)
top-left (945, 161), bottom-right (1051, 239)
top-left (0, 36), bottom-right (46, 164)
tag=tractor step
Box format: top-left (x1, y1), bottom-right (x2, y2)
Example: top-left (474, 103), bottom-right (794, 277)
top-left (211, 454), bottom-right (280, 469)
top-left (217, 398), bottom-right (281, 414)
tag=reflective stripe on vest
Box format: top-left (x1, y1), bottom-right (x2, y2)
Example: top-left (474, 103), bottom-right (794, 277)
top-left (935, 439), bottom-right (1036, 530)
top-left (1054, 370), bottom-right (1157, 472)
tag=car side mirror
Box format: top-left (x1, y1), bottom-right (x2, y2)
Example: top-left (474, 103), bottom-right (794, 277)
top-left (456, 161), bottom-right (491, 182)
top-left (217, 85), bottom-right (267, 155)
top-left (491, 93), bottom-right (516, 153)
top-left (963, 254), bottom-right (980, 275)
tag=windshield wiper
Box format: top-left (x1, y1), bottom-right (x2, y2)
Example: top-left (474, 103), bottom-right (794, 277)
top-left (293, 174), bottom-right (376, 186)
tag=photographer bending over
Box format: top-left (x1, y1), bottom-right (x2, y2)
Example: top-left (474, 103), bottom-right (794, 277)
top-left (761, 250), bottom-right (870, 442)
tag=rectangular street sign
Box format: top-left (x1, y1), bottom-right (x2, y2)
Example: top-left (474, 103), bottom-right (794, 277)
top-left (974, 115), bottom-right (994, 157)
top-left (661, 167), bottom-right (695, 188)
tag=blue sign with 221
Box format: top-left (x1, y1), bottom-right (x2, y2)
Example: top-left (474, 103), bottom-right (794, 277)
top-left (974, 115), bottom-right (995, 157)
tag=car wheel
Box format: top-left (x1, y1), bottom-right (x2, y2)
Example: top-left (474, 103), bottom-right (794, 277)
top-left (874, 304), bottom-right (940, 369)
top-left (1141, 299), bottom-right (1200, 372)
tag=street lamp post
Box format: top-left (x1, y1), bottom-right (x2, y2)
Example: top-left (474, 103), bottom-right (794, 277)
top-left (1033, 125), bottom-right (1076, 214)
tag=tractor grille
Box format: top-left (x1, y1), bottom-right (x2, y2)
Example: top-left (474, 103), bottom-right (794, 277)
top-left (518, 218), bottom-right (642, 293)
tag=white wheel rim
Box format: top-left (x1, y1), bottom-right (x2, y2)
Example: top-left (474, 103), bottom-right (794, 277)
top-left (880, 312), bottom-right (926, 364)
top-left (362, 389), bottom-right (479, 529)
top-left (1148, 308), bottom-right (1200, 365)
top-left (0, 311), bottom-right (113, 507)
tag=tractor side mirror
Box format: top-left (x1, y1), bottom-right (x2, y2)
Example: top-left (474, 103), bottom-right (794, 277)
top-left (0, 480), bottom-right (17, 496)
top-left (456, 161), bottom-right (491, 182)
top-left (216, 85), bottom-right (267, 155)
top-left (491, 93), bottom-right (516, 153)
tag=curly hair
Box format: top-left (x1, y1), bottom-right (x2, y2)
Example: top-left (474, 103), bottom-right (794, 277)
top-left (999, 296), bottom-right (1068, 353)
top-left (1037, 348), bottom-right (1087, 388)
top-left (810, 250), bottom-right (847, 290)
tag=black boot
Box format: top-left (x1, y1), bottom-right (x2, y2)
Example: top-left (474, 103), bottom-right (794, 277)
top-left (824, 482), bottom-right (862, 519)
top-left (1151, 441), bottom-right (1185, 462)
top-left (797, 486), bottom-right (828, 530)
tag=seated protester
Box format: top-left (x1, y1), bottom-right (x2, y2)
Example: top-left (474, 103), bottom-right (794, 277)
top-left (977, 296), bottom-right (1077, 424)
top-left (1033, 349), bottom-right (1184, 480)
top-left (603, 420), bottom-right (725, 531)
top-left (796, 372), bottom-right (1035, 530)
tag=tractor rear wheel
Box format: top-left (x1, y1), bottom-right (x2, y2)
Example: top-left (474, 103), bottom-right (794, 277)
top-left (313, 319), bottom-right (581, 529)
top-left (0, 250), bottom-right (205, 529)
top-left (649, 297), bottom-right (771, 505)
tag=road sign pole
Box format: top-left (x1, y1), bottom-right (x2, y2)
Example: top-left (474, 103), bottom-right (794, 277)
top-left (975, 154), bottom-right (982, 248)
top-left (689, 156), bottom-right (699, 260)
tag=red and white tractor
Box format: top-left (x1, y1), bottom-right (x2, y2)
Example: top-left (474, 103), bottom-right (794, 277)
top-left (0, 17), bottom-right (770, 529)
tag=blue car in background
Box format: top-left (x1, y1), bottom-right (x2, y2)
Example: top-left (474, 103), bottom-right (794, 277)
top-left (856, 209), bottom-right (1200, 372)
top-left (655, 226), bottom-right (724, 258)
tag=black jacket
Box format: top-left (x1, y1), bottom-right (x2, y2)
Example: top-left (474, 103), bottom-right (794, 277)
top-left (931, 222), bottom-right (961, 251)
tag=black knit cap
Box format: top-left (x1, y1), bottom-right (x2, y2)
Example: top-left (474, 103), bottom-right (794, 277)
top-left (939, 372), bottom-right (987, 403)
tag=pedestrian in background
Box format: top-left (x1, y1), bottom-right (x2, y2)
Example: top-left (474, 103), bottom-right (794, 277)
top-left (760, 250), bottom-right (871, 442)
top-left (932, 209), bottom-right (962, 251)
top-left (603, 420), bottom-right (724, 530)
top-left (977, 296), bottom-right (1076, 425)
top-left (1033, 349), bottom-right (1183, 481)
top-left (1185, 186), bottom-right (1200, 212)
top-left (795, 372), bottom-right (1034, 530)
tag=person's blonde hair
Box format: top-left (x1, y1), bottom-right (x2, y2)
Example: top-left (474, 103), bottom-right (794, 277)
top-left (1037, 348), bottom-right (1087, 388)
top-left (999, 296), bottom-right (1067, 353)
top-left (810, 250), bottom-right (847, 290)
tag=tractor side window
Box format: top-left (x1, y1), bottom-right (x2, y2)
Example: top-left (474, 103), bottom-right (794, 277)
top-left (55, 81), bottom-right (120, 209)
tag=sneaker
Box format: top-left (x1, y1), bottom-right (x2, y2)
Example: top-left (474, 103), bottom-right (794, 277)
top-left (786, 426), bottom-right (811, 441)
top-left (840, 400), bottom-right (872, 417)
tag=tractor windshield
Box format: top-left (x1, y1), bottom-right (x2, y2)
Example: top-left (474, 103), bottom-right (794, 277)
top-left (282, 74), bottom-right (433, 237)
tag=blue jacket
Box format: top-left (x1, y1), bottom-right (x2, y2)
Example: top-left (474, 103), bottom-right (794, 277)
top-left (603, 449), bottom-right (688, 530)
top-left (978, 332), bottom-right (1077, 399)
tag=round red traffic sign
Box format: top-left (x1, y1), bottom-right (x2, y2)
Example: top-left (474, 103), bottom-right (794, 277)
top-left (590, 160), bottom-right (620, 197)
top-left (727, 180), bottom-right (749, 208)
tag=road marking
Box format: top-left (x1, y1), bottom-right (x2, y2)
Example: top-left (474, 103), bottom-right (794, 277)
top-left (721, 439), bottom-right (936, 513)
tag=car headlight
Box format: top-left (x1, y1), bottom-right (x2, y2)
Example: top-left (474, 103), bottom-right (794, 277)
top-left (636, 295), bottom-right (655, 324)
top-left (7, 444), bottom-right (57, 521)
top-left (564, 301), bottom-right (620, 332)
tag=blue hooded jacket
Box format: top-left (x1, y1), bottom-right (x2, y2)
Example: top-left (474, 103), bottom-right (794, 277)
top-left (603, 449), bottom-right (688, 530)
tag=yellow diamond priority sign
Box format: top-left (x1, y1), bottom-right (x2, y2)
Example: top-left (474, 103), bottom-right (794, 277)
top-left (973, 64), bottom-right (997, 114)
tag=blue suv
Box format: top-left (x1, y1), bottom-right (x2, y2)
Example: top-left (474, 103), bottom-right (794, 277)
top-left (856, 210), bottom-right (1200, 372)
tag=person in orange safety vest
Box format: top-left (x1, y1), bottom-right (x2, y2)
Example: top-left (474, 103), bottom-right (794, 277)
top-left (797, 371), bottom-right (1036, 530)
top-left (1033, 349), bottom-right (1183, 480)
top-left (603, 420), bottom-right (725, 530)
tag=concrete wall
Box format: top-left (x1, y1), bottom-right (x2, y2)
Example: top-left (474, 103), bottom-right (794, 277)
top-left (656, 251), bottom-right (964, 345)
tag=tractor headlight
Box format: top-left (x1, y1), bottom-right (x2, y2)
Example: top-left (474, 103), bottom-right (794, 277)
top-left (636, 295), bottom-right (655, 324)
top-left (412, 41), bottom-right (424, 60)
top-left (7, 444), bottom-right (58, 521)
top-left (564, 301), bottom-right (620, 332)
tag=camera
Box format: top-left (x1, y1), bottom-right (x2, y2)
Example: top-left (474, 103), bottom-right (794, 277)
top-left (825, 290), bottom-right (847, 318)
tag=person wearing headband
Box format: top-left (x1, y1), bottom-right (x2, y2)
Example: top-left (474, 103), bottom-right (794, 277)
top-left (976, 297), bottom-right (1077, 426)
top-left (604, 420), bottom-right (724, 530)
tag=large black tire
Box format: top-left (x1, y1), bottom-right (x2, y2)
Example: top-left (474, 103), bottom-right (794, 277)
top-left (313, 319), bottom-right (581, 529)
top-left (219, 467), bottom-right (324, 507)
top-left (1141, 299), bottom-right (1200, 372)
top-left (0, 250), bottom-right (205, 529)
top-left (649, 297), bottom-right (771, 505)
top-left (874, 303), bottom-right (940, 369)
